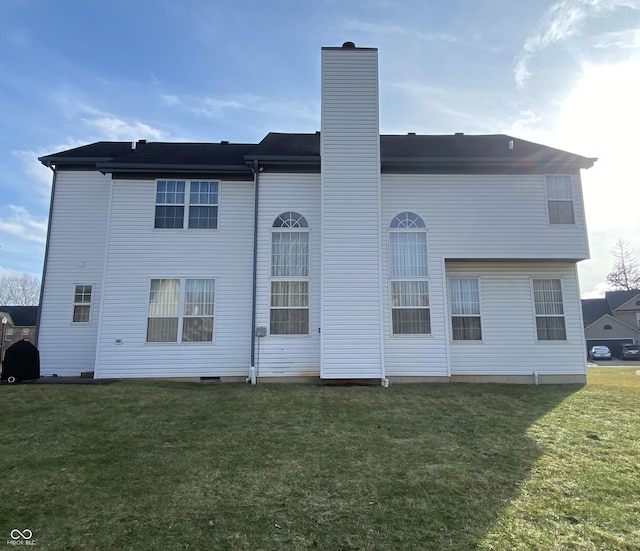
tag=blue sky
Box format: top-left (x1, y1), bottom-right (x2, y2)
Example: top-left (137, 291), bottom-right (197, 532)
top-left (1, 0), bottom-right (639, 297)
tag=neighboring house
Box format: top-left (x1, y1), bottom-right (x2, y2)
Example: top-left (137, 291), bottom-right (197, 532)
top-left (36, 43), bottom-right (596, 384)
top-left (582, 290), bottom-right (640, 357)
top-left (0, 306), bottom-right (38, 360)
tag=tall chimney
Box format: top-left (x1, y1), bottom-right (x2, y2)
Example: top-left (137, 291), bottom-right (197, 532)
top-left (320, 43), bottom-right (384, 379)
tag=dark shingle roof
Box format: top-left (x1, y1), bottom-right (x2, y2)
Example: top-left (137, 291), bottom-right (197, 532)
top-left (605, 290), bottom-right (640, 311)
top-left (581, 299), bottom-right (612, 327)
top-left (39, 132), bottom-right (596, 175)
top-left (0, 306), bottom-right (39, 327)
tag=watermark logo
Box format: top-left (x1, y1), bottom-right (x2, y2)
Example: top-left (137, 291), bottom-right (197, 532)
top-left (7, 529), bottom-right (35, 546)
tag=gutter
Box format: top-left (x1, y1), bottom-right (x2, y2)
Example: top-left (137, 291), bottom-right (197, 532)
top-left (249, 160), bottom-right (260, 383)
top-left (35, 166), bottom-right (57, 347)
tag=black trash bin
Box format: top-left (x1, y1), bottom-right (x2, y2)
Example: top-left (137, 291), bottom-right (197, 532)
top-left (1, 340), bottom-right (40, 384)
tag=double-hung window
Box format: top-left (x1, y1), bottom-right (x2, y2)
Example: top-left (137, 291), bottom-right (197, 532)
top-left (389, 212), bottom-right (430, 335)
top-left (147, 278), bottom-right (215, 343)
top-left (5, 327), bottom-right (13, 341)
top-left (545, 175), bottom-right (575, 225)
top-left (270, 212), bottom-right (309, 335)
top-left (449, 278), bottom-right (482, 340)
top-left (72, 285), bottom-right (92, 323)
top-left (533, 278), bottom-right (566, 340)
top-left (155, 180), bottom-right (218, 229)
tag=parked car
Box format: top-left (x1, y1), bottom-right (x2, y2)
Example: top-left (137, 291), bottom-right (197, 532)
top-left (621, 343), bottom-right (640, 360)
top-left (589, 345), bottom-right (612, 360)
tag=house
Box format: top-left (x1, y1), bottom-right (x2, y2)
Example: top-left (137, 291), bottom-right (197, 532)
top-left (36, 43), bottom-right (596, 384)
top-left (1, 306), bottom-right (38, 360)
top-left (582, 290), bottom-right (640, 357)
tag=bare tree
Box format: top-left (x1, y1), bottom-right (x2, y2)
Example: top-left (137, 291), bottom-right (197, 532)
top-left (0, 273), bottom-right (41, 306)
top-left (606, 239), bottom-right (640, 291)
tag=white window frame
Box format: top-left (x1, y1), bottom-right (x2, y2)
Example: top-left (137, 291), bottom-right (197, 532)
top-left (545, 175), bottom-right (575, 225)
top-left (154, 180), bottom-right (219, 230)
top-left (270, 212), bottom-right (310, 336)
top-left (5, 327), bottom-right (13, 341)
top-left (72, 284), bottom-right (93, 324)
top-left (389, 212), bottom-right (430, 336)
top-left (21, 328), bottom-right (30, 339)
top-left (146, 278), bottom-right (216, 344)
top-left (449, 278), bottom-right (482, 341)
top-left (532, 278), bottom-right (567, 341)
top-left (636, 313), bottom-right (640, 329)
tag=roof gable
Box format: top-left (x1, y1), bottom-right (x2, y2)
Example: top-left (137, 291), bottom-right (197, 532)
top-left (581, 298), bottom-right (612, 327)
top-left (605, 290), bottom-right (640, 311)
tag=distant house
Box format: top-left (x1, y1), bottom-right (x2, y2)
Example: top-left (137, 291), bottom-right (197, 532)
top-left (582, 290), bottom-right (640, 357)
top-left (36, 43), bottom-right (596, 384)
top-left (0, 306), bottom-right (38, 359)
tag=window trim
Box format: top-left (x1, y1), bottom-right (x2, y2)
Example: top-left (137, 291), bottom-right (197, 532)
top-left (269, 214), bottom-right (311, 336)
top-left (545, 174), bottom-right (576, 226)
top-left (531, 278), bottom-right (567, 341)
top-left (72, 284), bottom-right (93, 324)
top-left (4, 327), bottom-right (13, 341)
top-left (154, 180), bottom-right (220, 230)
top-left (449, 277), bottom-right (483, 342)
top-left (146, 277), bottom-right (216, 344)
top-left (388, 212), bottom-right (430, 336)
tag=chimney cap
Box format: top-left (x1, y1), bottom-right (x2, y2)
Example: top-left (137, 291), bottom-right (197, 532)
top-left (342, 41), bottom-right (356, 49)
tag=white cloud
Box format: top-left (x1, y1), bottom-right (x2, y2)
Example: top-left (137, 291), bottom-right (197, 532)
top-left (0, 206), bottom-right (47, 245)
top-left (52, 84), bottom-right (168, 142)
top-left (514, 0), bottom-right (640, 88)
top-left (82, 117), bottom-right (167, 141)
top-left (12, 149), bottom-right (54, 194)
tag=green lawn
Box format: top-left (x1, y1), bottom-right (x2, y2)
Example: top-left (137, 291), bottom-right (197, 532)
top-left (1, 368), bottom-right (638, 550)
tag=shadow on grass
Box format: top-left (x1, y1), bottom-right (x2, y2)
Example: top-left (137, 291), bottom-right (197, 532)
top-left (0, 382), bottom-right (580, 550)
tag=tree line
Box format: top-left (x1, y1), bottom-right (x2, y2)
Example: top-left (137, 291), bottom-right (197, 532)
top-left (0, 273), bottom-right (41, 306)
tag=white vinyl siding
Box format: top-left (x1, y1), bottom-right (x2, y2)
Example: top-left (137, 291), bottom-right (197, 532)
top-left (93, 178), bottom-right (253, 379)
top-left (38, 171), bottom-right (110, 376)
top-left (446, 262), bottom-right (585, 377)
top-left (381, 174), bottom-right (588, 261)
top-left (254, 174), bottom-right (321, 377)
top-left (320, 46), bottom-right (384, 379)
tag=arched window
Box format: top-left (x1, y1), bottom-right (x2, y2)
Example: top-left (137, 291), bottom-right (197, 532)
top-left (603, 324), bottom-right (613, 330)
top-left (390, 212), bottom-right (426, 229)
top-left (389, 212), bottom-right (430, 335)
top-left (270, 213), bottom-right (309, 335)
top-left (273, 211), bottom-right (308, 228)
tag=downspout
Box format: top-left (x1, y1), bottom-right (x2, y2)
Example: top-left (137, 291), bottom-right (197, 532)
top-left (35, 165), bottom-right (57, 348)
top-left (248, 159), bottom-right (260, 384)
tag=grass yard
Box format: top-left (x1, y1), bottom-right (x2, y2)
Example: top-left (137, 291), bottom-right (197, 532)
top-left (1, 368), bottom-right (639, 550)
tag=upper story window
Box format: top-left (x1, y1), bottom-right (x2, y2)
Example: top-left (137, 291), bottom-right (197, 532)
top-left (389, 212), bottom-right (429, 335)
top-left (72, 284), bottom-right (92, 323)
top-left (154, 180), bottom-right (218, 229)
top-left (532, 278), bottom-right (566, 340)
top-left (21, 328), bottom-right (30, 339)
top-left (270, 212), bottom-right (309, 335)
top-left (5, 327), bottom-right (13, 341)
top-left (545, 175), bottom-right (575, 225)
